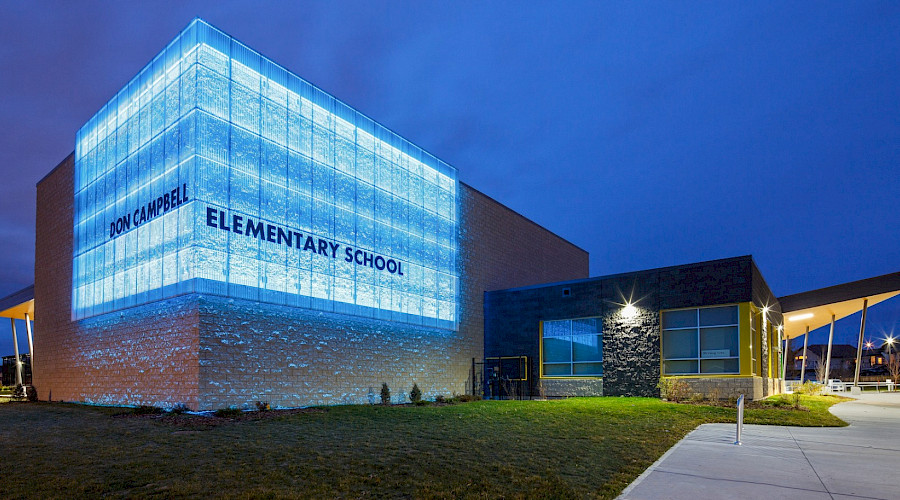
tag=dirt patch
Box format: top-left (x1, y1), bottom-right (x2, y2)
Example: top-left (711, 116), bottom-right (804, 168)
top-left (112, 406), bottom-right (330, 429)
top-left (669, 399), bottom-right (811, 411)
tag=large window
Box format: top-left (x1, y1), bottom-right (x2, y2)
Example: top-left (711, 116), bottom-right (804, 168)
top-left (662, 305), bottom-right (739, 375)
top-left (542, 318), bottom-right (603, 377)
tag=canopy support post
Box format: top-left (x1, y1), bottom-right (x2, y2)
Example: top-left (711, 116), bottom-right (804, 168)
top-left (823, 314), bottom-right (836, 389)
top-left (853, 298), bottom-right (869, 388)
top-left (10, 318), bottom-right (23, 387)
top-left (800, 325), bottom-right (810, 384)
top-left (24, 312), bottom-right (34, 369)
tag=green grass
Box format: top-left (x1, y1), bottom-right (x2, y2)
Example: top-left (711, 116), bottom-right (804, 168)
top-left (0, 395), bottom-right (846, 499)
top-left (746, 394), bottom-right (849, 426)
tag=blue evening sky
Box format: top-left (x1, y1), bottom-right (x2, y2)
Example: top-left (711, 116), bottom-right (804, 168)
top-left (0, 1), bottom-right (898, 356)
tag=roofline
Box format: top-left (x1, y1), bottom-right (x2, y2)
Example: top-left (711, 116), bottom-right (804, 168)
top-left (489, 255), bottom-right (754, 294)
top-left (37, 152), bottom-right (74, 186)
top-left (459, 181), bottom-right (588, 255)
top-left (779, 270), bottom-right (900, 313)
top-left (0, 284), bottom-right (35, 312)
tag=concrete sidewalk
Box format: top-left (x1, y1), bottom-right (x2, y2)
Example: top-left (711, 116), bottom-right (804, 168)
top-left (618, 393), bottom-right (900, 499)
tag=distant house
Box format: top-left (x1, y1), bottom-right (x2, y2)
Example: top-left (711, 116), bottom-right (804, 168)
top-left (860, 346), bottom-right (896, 376)
top-left (791, 344), bottom-right (856, 379)
top-left (791, 344), bottom-right (896, 379)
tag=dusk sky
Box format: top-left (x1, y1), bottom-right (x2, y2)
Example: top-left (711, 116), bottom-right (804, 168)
top-left (1, 2), bottom-right (898, 356)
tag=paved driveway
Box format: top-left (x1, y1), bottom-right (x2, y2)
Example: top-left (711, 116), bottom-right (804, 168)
top-left (618, 393), bottom-right (900, 499)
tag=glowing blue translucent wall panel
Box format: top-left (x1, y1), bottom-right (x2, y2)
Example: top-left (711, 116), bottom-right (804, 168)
top-left (73, 19), bottom-right (458, 329)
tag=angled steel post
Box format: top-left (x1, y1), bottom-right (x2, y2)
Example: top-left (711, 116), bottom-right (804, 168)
top-left (823, 314), bottom-right (835, 389)
top-left (800, 325), bottom-right (810, 384)
top-left (10, 318), bottom-right (23, 387)
top-left (853, 298), bottom-right (869, 388)
top-left (25, 312), bottom-right (34, 368)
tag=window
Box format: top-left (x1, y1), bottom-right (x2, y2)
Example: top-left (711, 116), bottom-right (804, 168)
top-left (662, 305), bottom-right (739, 375)
top-left (542, 318), bottom-right (602, 377)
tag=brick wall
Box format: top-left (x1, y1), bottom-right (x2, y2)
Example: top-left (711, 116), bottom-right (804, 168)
top-left (197, 296), bottom-right (462, 408)
top-left (458, 182), bottom-right (589, 365)
top-left (677, 376), bottom-right (764, 400)
top-left (33, 155), bottom-right (201, 408)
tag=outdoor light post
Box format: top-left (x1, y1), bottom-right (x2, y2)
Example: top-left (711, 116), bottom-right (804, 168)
top-left (886, 336), bottom-right (895, 368)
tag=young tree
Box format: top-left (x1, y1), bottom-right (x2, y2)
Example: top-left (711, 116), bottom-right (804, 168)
top-left (380, 382), bottom-right (391, 405)
top-left (887, 353), bottom-right (900, 389)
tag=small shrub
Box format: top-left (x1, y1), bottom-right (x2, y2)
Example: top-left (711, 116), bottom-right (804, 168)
top-left (454, 394), bottom-right (481, 403)
top-left (170, 403), bottom-right (190, 414)
top-left (793, 381), bottom-right (823, 396)
top-left (792, 393), bottom-right (802, 409)
top-left (133, 405), bottom-right (164, 415)
top-left (409, 383), bottom-right (422, 403)
top-left (414, 400), bottom-right (430, 406)
top-left (690, 393), bottom-right (705, 403)
top-left (658, 377), bottom-right (691, 402)
top-left (14, 383), bottom-right (26, 399)
top-left (707, 388), bottom-right (721, 402)
top-left (380, 382), bottom-right (391, 405)
top-left (214, 407), bottom-right (243, 418)
top-left (26, 385), bottom-right (38, 402)
top-left (255, 401), bottom-right (270, 411)
top-left (435, 394), bottom-right (446, 403)
top-left (762, 397), bottom-right (790, 408)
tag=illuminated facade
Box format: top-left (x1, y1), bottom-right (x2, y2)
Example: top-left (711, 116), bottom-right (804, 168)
top-left (73, 19), bottom-right (458, 329)
top-left (33, 18), bottom-right (589, 409)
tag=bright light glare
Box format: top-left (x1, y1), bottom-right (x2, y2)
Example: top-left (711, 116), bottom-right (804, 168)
top-left (622, 303), bottom-right (638, 319)
top-left (887, 337), bottom-right (896, 345)
top-left (788, 313), bottom-right (814, 322)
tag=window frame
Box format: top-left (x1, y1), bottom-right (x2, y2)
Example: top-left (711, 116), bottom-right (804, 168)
top-left (661, 304), bottom-right (740, 375)
top-left (540, 317), bottom-right (603, 378)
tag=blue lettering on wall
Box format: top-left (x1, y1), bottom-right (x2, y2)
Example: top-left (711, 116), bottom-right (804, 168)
top-left (206, 206), bottom-right (404, 276)
top-left (109, 184), bottom-right (189, 238)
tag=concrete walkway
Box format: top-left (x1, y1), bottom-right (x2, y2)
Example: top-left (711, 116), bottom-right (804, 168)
top-left (618, 393), bottom-right (900, 499)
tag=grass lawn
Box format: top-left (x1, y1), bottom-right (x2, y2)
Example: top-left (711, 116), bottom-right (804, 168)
top-left (0, 395), bottom-right (846, 499)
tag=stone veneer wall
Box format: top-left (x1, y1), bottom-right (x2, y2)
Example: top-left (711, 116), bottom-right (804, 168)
top-left (33, 158), bottom-right (588, 410)
top-left (485, 256), bottom-right (759, 398)
top-left (34, 155), bottom-right (201, 408)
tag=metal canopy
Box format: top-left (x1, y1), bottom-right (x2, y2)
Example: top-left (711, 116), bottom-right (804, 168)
top-left (0, 285), bottom-right (34, 320)
top-left (779, 272), bottom-right (900, 339)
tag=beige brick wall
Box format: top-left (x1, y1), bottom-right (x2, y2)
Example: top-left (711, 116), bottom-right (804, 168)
top-left (33, 155), bottom-right (201, 408)
top-left (678, 377), bottom-right (767, 400)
